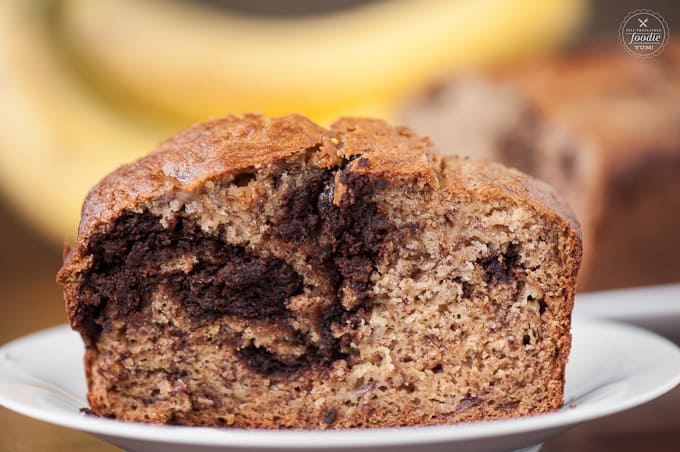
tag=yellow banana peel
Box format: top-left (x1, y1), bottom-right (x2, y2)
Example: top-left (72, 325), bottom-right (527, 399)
top-left (58, 0), bottom-right (587, 124)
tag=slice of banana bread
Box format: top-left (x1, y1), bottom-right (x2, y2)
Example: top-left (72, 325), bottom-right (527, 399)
top-left (57, 114), bottom-right (581, 428)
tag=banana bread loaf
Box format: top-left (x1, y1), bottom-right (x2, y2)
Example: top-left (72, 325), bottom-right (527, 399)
top-left (57, 114), bottom-right (581, 428)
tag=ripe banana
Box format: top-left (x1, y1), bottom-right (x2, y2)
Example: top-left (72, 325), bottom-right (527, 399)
top-left (0, 0), bottom-right (175, 243)
top-left (57, 0), bottom-right (587, 125)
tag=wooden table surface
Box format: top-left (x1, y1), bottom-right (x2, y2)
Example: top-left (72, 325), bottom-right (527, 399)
top-left (0, 202), bottom-right (678, 452)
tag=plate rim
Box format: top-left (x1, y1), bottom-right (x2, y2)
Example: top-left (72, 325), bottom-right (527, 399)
top-left (1, 317), bottom-right (679, 448)
top-left (575, 283), bottom-right (680, 321)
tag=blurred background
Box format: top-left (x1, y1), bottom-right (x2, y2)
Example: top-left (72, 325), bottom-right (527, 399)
top-left (0, 0), bottom-right (679, 450)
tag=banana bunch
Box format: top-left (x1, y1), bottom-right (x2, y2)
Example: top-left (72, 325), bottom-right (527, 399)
top-left (0, 0), bottom-right (587, 243)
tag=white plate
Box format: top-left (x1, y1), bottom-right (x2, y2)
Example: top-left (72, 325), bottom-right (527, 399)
top-left (574, 283), bottom-right (680, 337)
top-left (1, 317), bottom-right (679, 452)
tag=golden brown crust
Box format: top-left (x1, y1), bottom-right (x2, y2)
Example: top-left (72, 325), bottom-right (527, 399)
top-left (330, 117), bottom-right (438, 186)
